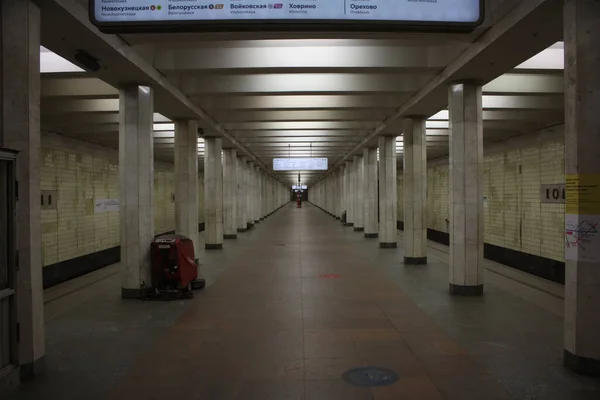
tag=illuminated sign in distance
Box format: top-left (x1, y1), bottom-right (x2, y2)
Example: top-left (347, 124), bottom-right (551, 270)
top-left (273, 158), bottom-right (328, 171)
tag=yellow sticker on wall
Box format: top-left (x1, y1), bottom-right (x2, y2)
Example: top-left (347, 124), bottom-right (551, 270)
top-left (566, 174), bottom-right (600, 214)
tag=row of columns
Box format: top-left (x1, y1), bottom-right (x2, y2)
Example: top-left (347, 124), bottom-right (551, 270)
top-left (310, 1), bottom-right (600, 372)
top-left (311, 85), bottom-right (485, 294)
top-left (312, 137), bottom-right (397, 248)
top-left (119, 97), bottom-right (289, 299)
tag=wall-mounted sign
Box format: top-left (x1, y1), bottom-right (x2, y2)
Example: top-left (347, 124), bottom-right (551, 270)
top-left (541, 184), bottom-right (565, 204)
top-left (292, 185), bottom-right (308, 190)
top-left (90, 0), bottom-right (483, 32)
top-left (95, 198), bottom-right (120, 213)
top-left (274, 158), bottom-right (328, 171)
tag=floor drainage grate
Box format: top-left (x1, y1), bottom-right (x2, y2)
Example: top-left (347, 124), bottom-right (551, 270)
top-left (342, 367), bottom-right (399, 387)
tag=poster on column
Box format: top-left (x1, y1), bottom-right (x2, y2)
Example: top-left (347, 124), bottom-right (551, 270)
top-left (564, 174), bottom-right (600, 263)
top-left (90, 0), bottom-right (483, 32)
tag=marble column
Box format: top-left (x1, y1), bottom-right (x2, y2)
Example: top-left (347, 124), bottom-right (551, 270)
top-left (354, 155), bottom-right (365, 232)
top-left (174, 120), bottom-right (199, 262)
top-left (378, 136), bottom-right (397, 248)
top-left (364, 147), bottom-right (379, 238)
top-left (448, 83), bottom-right (484, 295)
top-left (204, 137), bottom-right (223, 249)
top-left (403, 118), bottom-right (428, 264)
top-left (254, 165), bottom-right (261, 223)
top-left (222, 148), bottom-right (237, 239)
top-left (340, 163), bottom-right (348, 225)
top-left (338, 167), bottom-right (344, 219)
top-left (246, 161), bottom-right (255, 230)
top-left (563, 0), bottom-right (600, 377)
top-left (119, 86), bottom-right (154, 297)
top-left (236, 157), bottom-right (247, 233)
top-left (261, 173), bottom-right (267, 219)
top-left (0, 0), bottom-right (45, 379)
top-left (345, 161), bottom-right (355, 226)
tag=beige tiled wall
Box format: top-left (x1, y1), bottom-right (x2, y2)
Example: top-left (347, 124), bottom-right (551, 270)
top-left (427, 165), bottom-right (449, 233)
top-left (40, 132), bottom-right (206, 268)
top-left (398, 126), bottom-right (565, 262)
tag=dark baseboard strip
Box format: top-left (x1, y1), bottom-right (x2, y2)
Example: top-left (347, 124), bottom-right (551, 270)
top-left (365, 233), bottom-right (378, 239)
top-left (224, 234), bottom-right (237, 240)
top-left (404, 256), bottom-right (427, 265)
top-left (237, 228), bottom-right (248, 233)
top-left (354, 227), bottom-right (365, 232)
top-left (484, 243), bottom-right (565, 284)
top-left (42, 246), bottom-right (120, 289)
top-left (344, 222), bottom-right (354, 227)
top-left (255, 220), bottom-right (261, 224)
top-left (449, 283), bottom-right (483, 296)
top-left (247, 222), bottom-right (254, 230)
top-left (564, 350), bottom-right (600, 377)
top-left (380, 242), bottom-right (397, 249)
top-left (407, 224), bottom-right (565, 285)
top-left (427, 228), bottom-right (450, 246)
top-left (205, 243), bottom-right (223, 250)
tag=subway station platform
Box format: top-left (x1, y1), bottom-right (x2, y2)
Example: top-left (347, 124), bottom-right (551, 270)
top-left (5, 203), bottom-right (600, 400)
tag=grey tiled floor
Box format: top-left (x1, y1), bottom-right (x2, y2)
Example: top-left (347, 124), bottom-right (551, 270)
top-left (4, 202), bottom-right (599, 399)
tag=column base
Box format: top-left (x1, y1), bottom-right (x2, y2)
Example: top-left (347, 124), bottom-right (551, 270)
top-left (379, 242), bottom-right (397, 249)
top-left (449, 283), bottom-right (483, 296)
top-left (224, 234), bottom-right (237, 239)
top-left (344, 222), bottom-right (354, 227)
top-left (19, 355), bottom-right (46, 382)
top-left (364, 233), bottom-right (378, 238)
top-left (247, 222), bottom-right (254, 230)
top-left (237, 228), bottom-right (247, 233)
top-left (255, 220), bottom-right (261, 224)
top-left (404, 256), bottom-right (427, 265)
top-left (205, 243), bottom-right (223, 250)
top-left (564, 350), bottom-right (600, 377)
top-left (354, 227), bottom-right (364, 232)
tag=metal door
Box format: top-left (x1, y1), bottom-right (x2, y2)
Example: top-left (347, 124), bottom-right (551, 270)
top-left (0, 149), bottom-right (18, 378)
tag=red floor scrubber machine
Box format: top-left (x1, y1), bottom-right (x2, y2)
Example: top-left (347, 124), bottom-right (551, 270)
top-left (147, 234), bottom-right (205, 300)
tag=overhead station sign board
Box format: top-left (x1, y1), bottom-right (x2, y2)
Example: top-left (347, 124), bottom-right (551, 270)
top-left (292, 185), bottom-right (308, 190)
top-left (273, 158), bottom-right (328, 171)
top-left (90, 0), bottom-right (483, 32)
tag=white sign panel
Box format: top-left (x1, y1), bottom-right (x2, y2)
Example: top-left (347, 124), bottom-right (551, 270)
top-left (91, 0), bottom-right (483, 29)
top-left (273, 158), bottom-right (328, 171)
top-left (94, 198), bottom-right (120, 213)
top-left (292, 185), bottom-right (308, 190)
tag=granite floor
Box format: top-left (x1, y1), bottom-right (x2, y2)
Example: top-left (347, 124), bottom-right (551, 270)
top-left (5, 202), bottom-right (600, 399)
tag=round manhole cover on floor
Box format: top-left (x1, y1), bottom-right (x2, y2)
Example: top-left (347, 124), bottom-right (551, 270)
top-left (342, 367), bottom-right (399, 387)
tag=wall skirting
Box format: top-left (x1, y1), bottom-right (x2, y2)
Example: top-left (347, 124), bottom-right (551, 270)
top-left (398, 222), bottom-right (565, 284)
top-left (43, 226), bottom-right (207, 289)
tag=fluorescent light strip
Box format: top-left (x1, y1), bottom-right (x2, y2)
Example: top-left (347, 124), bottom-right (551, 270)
top-left (40, 46), bottom-right (84, 73)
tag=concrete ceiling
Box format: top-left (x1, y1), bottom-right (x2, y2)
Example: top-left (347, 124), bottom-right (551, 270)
top-left (39, 0), bottom-right (563, 186)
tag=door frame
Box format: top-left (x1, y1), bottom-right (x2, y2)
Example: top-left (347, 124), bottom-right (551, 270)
top-left (0, 148), bottom-right (18, 383)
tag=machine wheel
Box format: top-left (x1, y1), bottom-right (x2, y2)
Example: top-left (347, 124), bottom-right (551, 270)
top-left (191, 279), bottom-right (206, 290)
